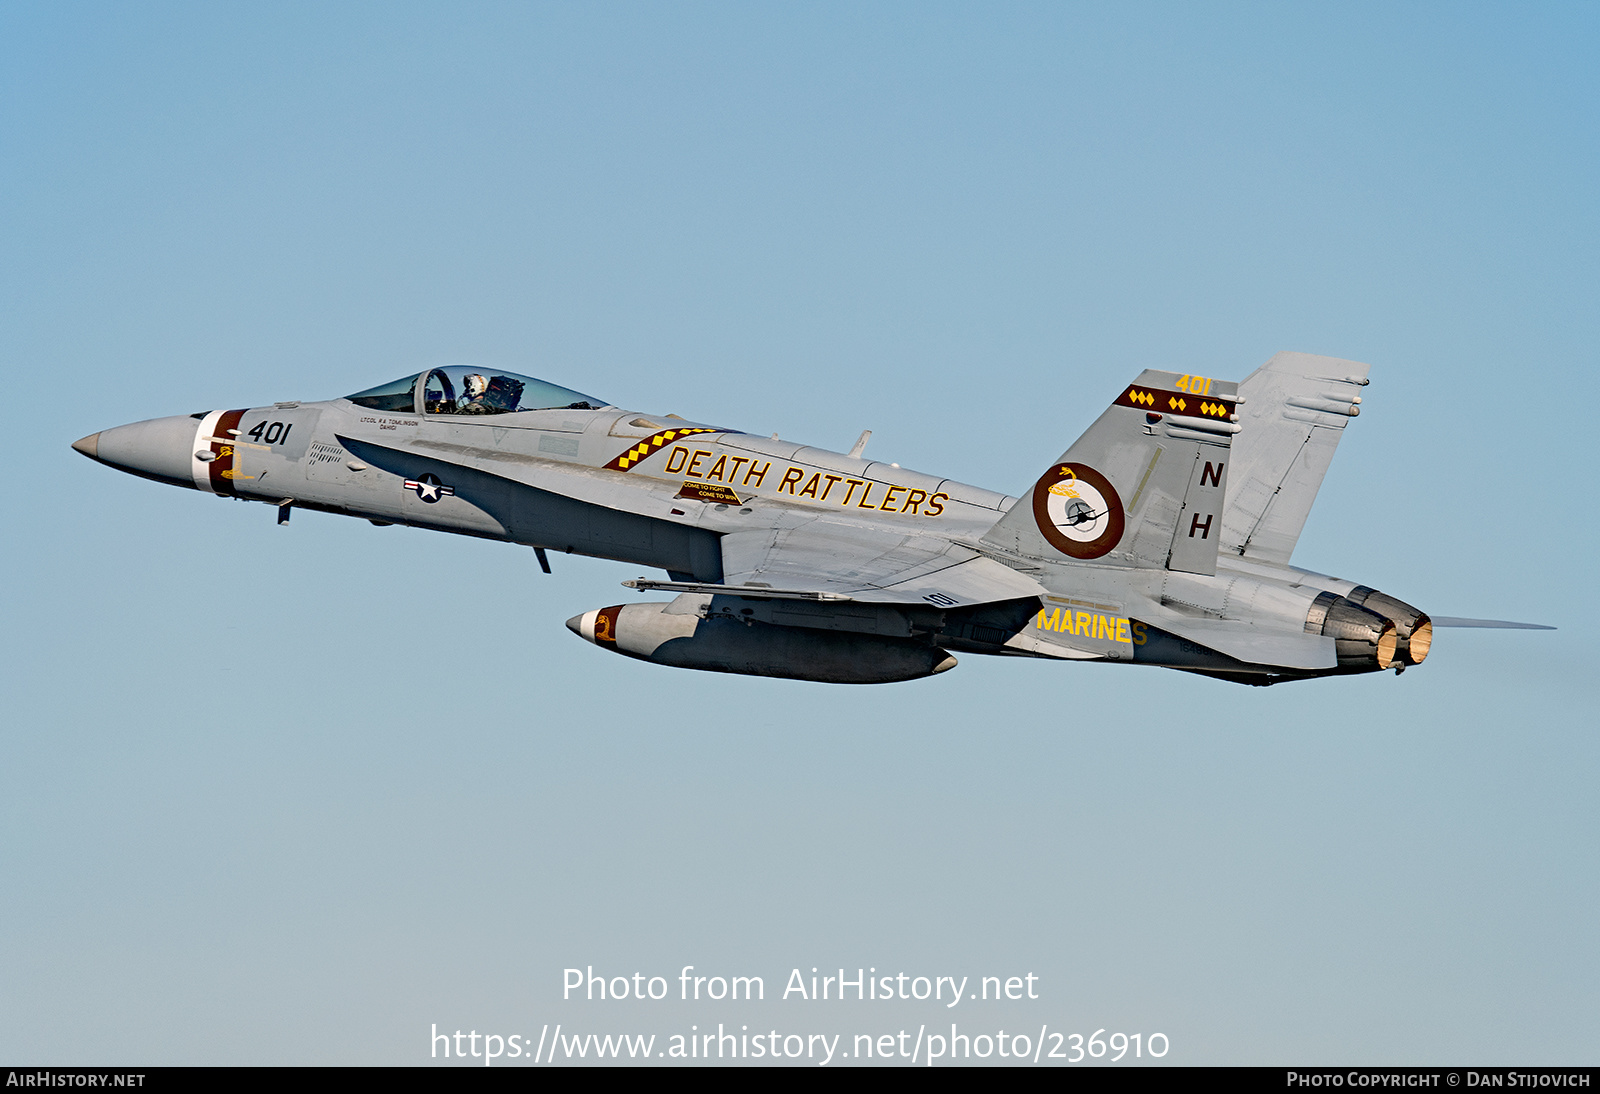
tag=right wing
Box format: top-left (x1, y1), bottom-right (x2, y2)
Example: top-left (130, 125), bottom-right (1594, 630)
top-left (630, 515), bottom-right (1047, 609)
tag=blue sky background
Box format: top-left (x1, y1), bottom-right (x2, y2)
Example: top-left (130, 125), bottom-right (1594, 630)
top-left (2, 1), bottom-right (1595, 1065)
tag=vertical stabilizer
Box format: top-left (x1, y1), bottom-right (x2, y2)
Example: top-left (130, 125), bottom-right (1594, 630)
top-left (1167, 448), bottom-right (1230, 575)
top-left (1219, 352), bottom-right (1369, 564)
top-left (983, 370), bottom-right (1239, 572)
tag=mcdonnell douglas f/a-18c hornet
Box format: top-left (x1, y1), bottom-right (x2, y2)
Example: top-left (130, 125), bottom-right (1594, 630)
top-left (73, 352), bottom-right (1549, 685)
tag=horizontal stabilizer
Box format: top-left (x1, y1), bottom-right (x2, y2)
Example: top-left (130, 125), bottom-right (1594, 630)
top-left (1145, 612), bottom-right (1338, 670)
top-left (1431, 617), bottom-right (1556, 630)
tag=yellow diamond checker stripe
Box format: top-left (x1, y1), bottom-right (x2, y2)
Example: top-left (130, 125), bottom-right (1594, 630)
top-left (1114, 386), bottom-right (1235, 419)
top-left (603, 427), bottom-right (722, 471)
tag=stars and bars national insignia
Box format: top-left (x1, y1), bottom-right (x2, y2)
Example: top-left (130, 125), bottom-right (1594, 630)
top-left (404, 474), bottom-right (455, 502)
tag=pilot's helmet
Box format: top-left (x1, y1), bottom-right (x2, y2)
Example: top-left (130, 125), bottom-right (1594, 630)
top-left (463, 374), bottom-right (489, 399)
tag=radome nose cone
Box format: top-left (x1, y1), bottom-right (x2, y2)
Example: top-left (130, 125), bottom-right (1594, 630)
top-left (91, 415), bottom-right (203, 486)
top-left (72, 432), bottom-right (101, 460)
top-left (565, 615), bottom-right (585, 636)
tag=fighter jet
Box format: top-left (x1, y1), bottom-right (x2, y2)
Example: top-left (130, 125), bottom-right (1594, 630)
top-left (72, 353), bottom-right (1549, 685)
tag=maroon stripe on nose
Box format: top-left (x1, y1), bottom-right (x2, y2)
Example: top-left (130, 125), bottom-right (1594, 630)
top-left (208, 409), bottom-right (248, 495)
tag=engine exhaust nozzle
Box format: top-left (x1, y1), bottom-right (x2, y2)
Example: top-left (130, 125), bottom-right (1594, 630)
top-left (1305, 591), bottom-right (1399, 670)
top-left (1347, 585), bottom-right (1432, 664)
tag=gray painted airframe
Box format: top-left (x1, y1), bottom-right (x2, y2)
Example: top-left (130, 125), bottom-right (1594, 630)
top-left (73, 353), bottom-right (1550, 684)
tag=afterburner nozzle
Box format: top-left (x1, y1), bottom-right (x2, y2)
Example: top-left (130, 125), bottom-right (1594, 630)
top-left (1408, 619), bottom-right (1433, 662)
top-left (1306, 591), bottom-right (1399, 670)
top-left (1376, 627), bottom-right (1398, 670)
top-left (1347, 586), bottom-right (1431, 664)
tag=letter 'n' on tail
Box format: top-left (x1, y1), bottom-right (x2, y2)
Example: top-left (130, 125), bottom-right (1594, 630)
top-left (982, 369), bottom-right (1240, 575)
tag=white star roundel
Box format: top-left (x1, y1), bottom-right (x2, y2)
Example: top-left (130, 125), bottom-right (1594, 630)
top-left (404, 473), bottom-right (456, 503)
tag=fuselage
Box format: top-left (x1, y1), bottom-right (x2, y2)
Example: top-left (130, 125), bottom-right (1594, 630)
top-left (75, 395), bottom-right (1018, 575)
top-left (74, 372), bottom-right (1428, 684)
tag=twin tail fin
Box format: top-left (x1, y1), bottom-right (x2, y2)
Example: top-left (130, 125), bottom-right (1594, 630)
top-left (982, 369), bottom-right (1239, 575)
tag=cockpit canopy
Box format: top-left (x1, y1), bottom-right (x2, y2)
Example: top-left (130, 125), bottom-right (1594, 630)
top-left (346, 367), bottom-right (607, 416)
top-left (421, 366), bottom-right (606, 416)
top-left (345, 373), bottom-right (420, 413)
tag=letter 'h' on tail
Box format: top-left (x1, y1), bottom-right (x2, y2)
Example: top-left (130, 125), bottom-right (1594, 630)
top-left (982, 370), bottom-right (1240, 576)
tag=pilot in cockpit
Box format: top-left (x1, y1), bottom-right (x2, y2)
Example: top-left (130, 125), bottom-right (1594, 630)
top-left (459, 373), bottom-right (492, 414)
